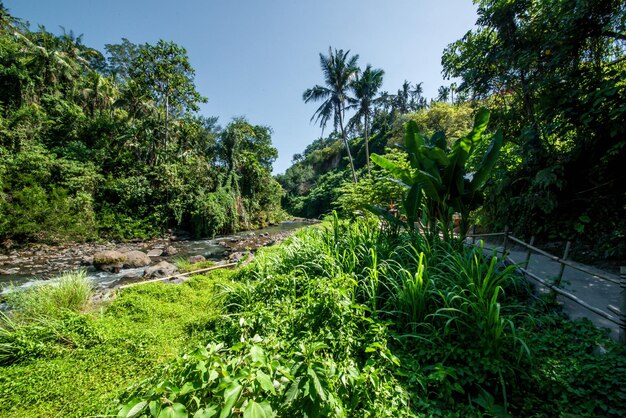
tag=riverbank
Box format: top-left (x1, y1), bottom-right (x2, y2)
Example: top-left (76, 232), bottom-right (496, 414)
top-left (0, 219), bottom-right (318, 287)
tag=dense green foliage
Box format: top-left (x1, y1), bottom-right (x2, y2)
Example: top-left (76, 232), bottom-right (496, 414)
top-left (0, 8), bottom-right (283, 245)
top-left (282, 0), bottom-right (625, 261)
top-left (369, 108), bottom-right (503, 239)
top-left (0, 270), bottom-right (93, 365)
top-left (0, 221), bottom-right (624, 416)
top-left (114, 218), bottom-right (625, 417)
top-left (278, 103), bottom-right (476, 220)
top-left (442, 0), bottom-right (626, 259)
top-left (1, 1), bottom-right (624, 416)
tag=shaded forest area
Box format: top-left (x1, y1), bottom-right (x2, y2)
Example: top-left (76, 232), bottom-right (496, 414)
top-left (279, 0), bottom-right (626, 262)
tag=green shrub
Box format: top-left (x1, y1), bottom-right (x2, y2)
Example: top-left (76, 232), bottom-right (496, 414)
top-left (0, 310), bottom-right (103, 365)
top-left (190, 187), bottom-right (237, 238)
top-left (174, 258), bottom-right (216, 273)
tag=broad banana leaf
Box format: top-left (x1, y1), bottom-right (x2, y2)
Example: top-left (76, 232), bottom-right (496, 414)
top-left (403, 182), bottom-right (422, 228)
top-left (422, 147), bottom-right (449, 168)
top-left (370, 153), bottom-right (412, 184)
top-left (404, 120), bottom-right (424, 169)
top-left (415, 170), bottom-right (442, 202)
top-left (470, 130), bottom-right (503, 192)
top-left (465, 107), bottom-right (491, 147)
top-left (443, 108), bottom-right (490, 198)
top-left (430, 131), bottom-right (448, 150)
top-left (363, 204), bottom-right (406, 229)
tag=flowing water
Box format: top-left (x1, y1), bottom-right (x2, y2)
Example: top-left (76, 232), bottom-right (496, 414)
top-left (0, 220), bottom-right (310, 293)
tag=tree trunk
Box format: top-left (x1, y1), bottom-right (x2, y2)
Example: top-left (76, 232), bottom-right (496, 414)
top-left (364, 111), bottom-right (371, 175)
top-left (165, 91), bottom-right (169, 158)
top-left (339, 108), bottom-right (358, 183)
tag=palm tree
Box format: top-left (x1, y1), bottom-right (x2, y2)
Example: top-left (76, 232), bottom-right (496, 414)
top-left (347, 65), bottom-right (384, 175)
top-left (394, 80), bottom-right (412, 114)
top-left (303, 47), bottom-right (359, 183)
top-left (18, 28), bottom-right (79, 95)
top-left (79, 71), bottom-right (116, 116)
top-left (0, 3), bottom-right (25, 34)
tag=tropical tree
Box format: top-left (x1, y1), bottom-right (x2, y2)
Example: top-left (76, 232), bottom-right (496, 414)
top-left (437, 85), bottom-right (450, 103)
top-left (0, 2), bottom-right (26, 34)
top-left (220, 119), bottom-right (248, 190)
top-left (442, 0), bottom-right (626, 254)
top-left (129, 40), bottom-right (207, 154)
top-left (19, 28), bottom-right (79, 94)
top-left (347, 64), bottom-right (384, 175)
top-left (389, 80), bottom-right (427, 114)
top-left (104, 38), bottom-right (139, 81)
top-left (79, 71), bottom-right (115, 116)
top-left (303, 47), bottom-right (359, 183)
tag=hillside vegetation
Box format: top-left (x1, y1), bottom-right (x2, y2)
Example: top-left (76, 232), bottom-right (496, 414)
top-left (0, 8), bottom-right (283, 246)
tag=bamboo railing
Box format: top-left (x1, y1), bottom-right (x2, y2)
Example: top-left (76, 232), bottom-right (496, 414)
top-left (467, 228), bottom-right (626, 344)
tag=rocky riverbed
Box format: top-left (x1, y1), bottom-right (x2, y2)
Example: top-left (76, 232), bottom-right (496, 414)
top-left (0, 219), bottom-right (318, 289)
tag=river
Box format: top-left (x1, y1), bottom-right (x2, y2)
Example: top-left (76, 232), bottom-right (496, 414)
top-left (0, 220), bottom-right (310, 293)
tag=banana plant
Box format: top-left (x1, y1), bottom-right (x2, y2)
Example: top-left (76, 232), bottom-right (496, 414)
top-left (369, 108), bottom-right (503, 239)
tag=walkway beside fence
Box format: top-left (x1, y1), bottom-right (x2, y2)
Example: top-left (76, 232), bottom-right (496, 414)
top-left (468, 231), bottom-right (624, 342)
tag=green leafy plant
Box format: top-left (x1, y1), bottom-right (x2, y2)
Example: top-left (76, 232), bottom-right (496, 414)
top-left (369, 108), bottom-right (503, 239)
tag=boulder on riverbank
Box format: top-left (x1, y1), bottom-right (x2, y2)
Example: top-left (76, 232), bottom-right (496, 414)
top-left (122, 250), bottom-right (151, 268)
top-left (147, 248), bottom-right (163, 257)
top-left (163, 245), bottom-right (178, 256)
top-left (187, 255), bottom-right (206, 264)
top-left (93, 250), bottom-right (127, 273)
top-left (143, 261), bottom-right (178, 278)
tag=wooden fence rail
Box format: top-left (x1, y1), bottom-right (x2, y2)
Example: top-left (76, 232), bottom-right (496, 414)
top-left (467, 229), bottom-right (626, 344)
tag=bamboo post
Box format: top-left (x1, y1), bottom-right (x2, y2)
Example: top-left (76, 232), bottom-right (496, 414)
top-left (554, 241), bottom-right (571, 287)
top-left (471, 225), bottom-right (476, 244)
top-left (524, 236), bottom-right (535, 269)
top-left (118, 262), bottom-right (238, 289)
top-left (502, 226), bottom-right (510, 256)
top-left (619, 266), bottom-right (626, 344)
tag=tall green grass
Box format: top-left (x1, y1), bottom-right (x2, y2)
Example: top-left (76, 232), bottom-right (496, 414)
top-left (0, 270), bottom-right (95, 366)
top-left (5, 270), bottom-right (93, 319)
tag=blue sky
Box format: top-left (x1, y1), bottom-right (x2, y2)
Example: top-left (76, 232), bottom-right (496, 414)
top-left (5, 0), bottom-right (478, 174)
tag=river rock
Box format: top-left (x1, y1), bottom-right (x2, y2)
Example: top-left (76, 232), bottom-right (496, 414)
top-left (143, 261), bottom-right (178, 278)
top-left (93, 250), bottom-right (127, 273)
top-left (188, 255), bottom-right (206, 264)
top-left (123, 250), bottom-right (151, 268)
top-left (167, 275), bottom-right (187, 285)
top-left (114, 272), bottom-right (142, 287)
top-left (163, 245), bottom-right (178, 256)
top-left (81, 256), bottom-right (94, 266)
top-left (147, 248), bottom-right (163, 257)
top-left (227, 252), bottom-right (248, 262)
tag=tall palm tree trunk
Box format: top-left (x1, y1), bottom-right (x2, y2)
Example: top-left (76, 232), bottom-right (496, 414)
top-left (339, 110), bottom-right (358, 183)
top-left (364, 112), bottom-right (371, 175)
